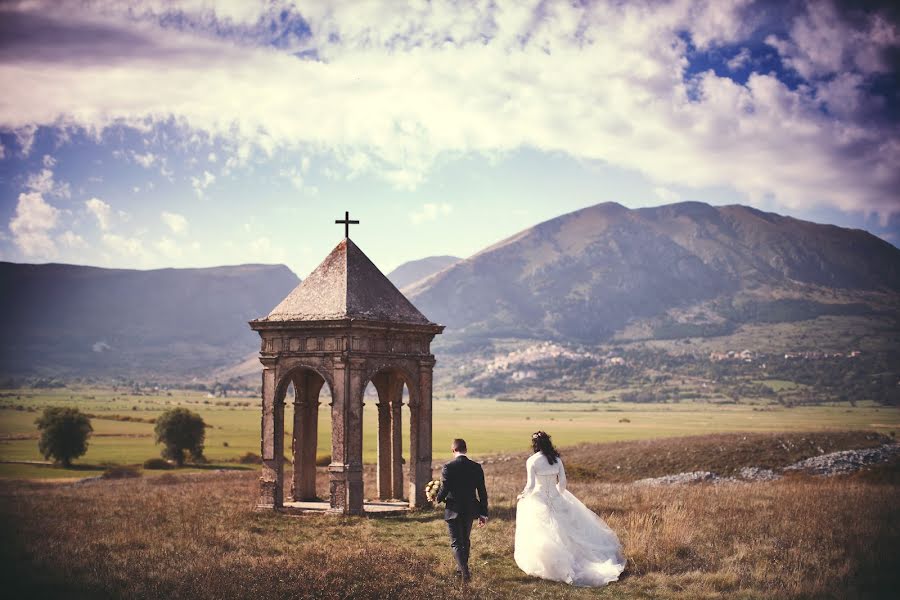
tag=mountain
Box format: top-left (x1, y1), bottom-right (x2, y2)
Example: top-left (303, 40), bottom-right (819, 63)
top-left (0, 262), bottom-right (299, 380)
top-left (406, 201), bottom-right (900, 344)
top-left (387, 255), bottom-right (461, 290)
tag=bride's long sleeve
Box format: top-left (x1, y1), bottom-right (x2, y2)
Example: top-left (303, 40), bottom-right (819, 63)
top-left (556, 459), bottom-right (567, 494)
top-left (520, 458), bottom-right (536, 497)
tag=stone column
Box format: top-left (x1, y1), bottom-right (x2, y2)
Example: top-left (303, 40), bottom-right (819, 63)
top-left (409, 358), bottom-right (434, 508)
top-left (291, 371), bottom-right (323, 502)
top-left (372, 372), bottom-right (392, 501)
top-left (259, 360), bottom-right (284, 509)
top-left (328, 354), bottom-right (348, 514)
top-left (376, 399), bottom-right (391, 500)
top-left (389, 375), bottom-right (403, 500)
top-left (345, 356), bottom-right (367, 515)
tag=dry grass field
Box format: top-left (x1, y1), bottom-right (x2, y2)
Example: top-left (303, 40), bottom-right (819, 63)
top-left (1, 432), bottom-right (898, 599)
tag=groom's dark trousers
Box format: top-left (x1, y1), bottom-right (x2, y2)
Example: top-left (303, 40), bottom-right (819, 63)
top-left (437, 455), bottom-right (489, 577)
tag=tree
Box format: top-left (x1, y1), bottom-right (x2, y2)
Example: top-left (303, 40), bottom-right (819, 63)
top-left (154, 408), bottom-right (206, 466)
top-left (35, 407), bottom-right (92, 467)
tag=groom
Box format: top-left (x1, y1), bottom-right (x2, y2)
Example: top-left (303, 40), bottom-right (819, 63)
top-left (436, 438), bottom-right (489, 583)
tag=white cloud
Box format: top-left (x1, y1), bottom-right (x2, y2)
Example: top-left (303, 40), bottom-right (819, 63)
top-left (191, 170), bottom-right (215, 197)
top-left (102, 232), bottom-right (146, 258)
top-left (0, 0), bottom-right (897, 221)
top-left (132, 151), bottom-right (157, 168)
top-left (248, 236), bottom-right (286, 263)
top-left (208, 152), bottom-right (217, 163)
top-left (410, 203), bottom-right (452, 225)
top-left (25, 167), bottom-right (70, 198)
top-left (654, 187), bottom-right (680, 203)
top-left (161, 210), bottom-right (188, 234)
top-left (58, 230), bottom-right (87, 249)
top-left (42, 154), bottom-right (56, 168)
top-left (9, 191), bottom-right (60, 257)
top-left (727, 47), bottom-right (751, 71)
top-left (155, 236), bottom-right (182, 258)
top-left (85, 197), bottom-right (113, 231)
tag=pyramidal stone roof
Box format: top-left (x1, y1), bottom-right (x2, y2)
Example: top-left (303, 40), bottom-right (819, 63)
top-left (261, 238), bottom-right (433, 325)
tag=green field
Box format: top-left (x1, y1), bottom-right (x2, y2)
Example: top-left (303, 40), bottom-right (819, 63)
top-left (1, 387), bottom-right (898, 479)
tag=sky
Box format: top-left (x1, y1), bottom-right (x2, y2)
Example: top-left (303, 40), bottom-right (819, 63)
top-left (1, 0), bottom-right (898, 278)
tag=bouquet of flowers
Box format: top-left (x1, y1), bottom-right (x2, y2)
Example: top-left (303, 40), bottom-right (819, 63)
top-left (424, 479), bottom-right (442, 504)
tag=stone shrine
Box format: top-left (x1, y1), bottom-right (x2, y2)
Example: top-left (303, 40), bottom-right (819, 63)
top-left (249, 227), bottom-right (443, 515)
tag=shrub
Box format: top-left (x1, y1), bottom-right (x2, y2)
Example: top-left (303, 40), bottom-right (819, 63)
top-left (153, 408), bottom-right (205, 467)
top-left (239, 452), bottom-right (262, 464)
top-left (143, 458), bottom-right (172, 470)
top-left (315, 453), bottom-right (332, 467)
top-left (102, 466), bottom-right (141, 479)
top-left (34, 407), bottom-right (92, 467)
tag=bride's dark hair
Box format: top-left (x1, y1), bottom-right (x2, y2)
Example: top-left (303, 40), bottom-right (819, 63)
top-left (531, 431), bottom-right (560, 464)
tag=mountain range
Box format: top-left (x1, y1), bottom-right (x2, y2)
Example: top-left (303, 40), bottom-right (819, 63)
top-left (0, 262), bottom-right (298, 379)
top-left (2, 201), bottom-right (898, 382)
top-left (406, 202), bottom-right (900, 345)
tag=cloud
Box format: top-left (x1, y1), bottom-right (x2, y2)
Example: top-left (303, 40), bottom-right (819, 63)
top-left (85, 197), bottom-right (113, 231)
top-left (248, 236), bottom-right (286, 263)
top-left (654, 187), bottom-right (680, 203)
top-left (161, 210), bottom-right (188, 234)
top-left (58, 230), bottom-right (87, 249)
top-left (102, 232), bottom-right (146, 258)
top-left (9, 191), bottom-right (60, 257)
top-left (155, 236), bottom-right (182, 258)
top-left (191, 170), bottom-right (215, 197)
top-left (410, 203), bottom-right (452, 225)
top-left (0, 0), bottom-right (898, 220)
top-left (25, 166), bottom-right (70, 198)
top-left (727, 47), bottom-right (751, 71)
top-left (132, 151), bottom-right (157, 168)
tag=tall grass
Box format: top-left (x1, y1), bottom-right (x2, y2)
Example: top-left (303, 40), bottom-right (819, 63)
top-left (1, 443), bottom-right (898, 598)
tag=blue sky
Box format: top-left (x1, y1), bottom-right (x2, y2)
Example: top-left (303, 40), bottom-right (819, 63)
top-left (1, 0), bottom-right (898, 277)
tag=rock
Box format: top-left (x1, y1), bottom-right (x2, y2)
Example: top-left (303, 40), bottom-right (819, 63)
top-left (783, 443), bottom-right (900, 476)
top-left (633, 471), bottom-right (720, 486)
top-left (737, 467), bottom-right (781, 482)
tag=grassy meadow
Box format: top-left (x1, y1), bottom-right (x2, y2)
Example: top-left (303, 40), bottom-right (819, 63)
top-left (1, 435), bottom-right (898, 599)
top-left (1, 385), bottom-right (899, 598)
top-left (1, 387), bottom-right (898, 478)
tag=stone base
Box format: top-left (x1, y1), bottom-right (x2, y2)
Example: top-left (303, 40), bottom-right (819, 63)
top-left (282, 500), bottom-right (409, 517)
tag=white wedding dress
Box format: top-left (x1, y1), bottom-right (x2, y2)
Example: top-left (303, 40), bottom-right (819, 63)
top-left (514, 452), bottom-right (626, 587)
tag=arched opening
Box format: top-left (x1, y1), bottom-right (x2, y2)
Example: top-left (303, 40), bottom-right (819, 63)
top-left (276, 366), bottom-right (333, 502)
top-left (362, 367), bottom-right (416, 502)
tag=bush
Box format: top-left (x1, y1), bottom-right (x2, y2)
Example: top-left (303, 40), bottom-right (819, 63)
top-left (153, 408), bottom-right (205, 467)
top-left (102, 466), bottom-right (141, 479)
top-left (142, 458), bottom-right (172, 470)
top-left (315, 453), bottom-right (332, 467)
top-left (34, 407), bottom-right (92, 467)
top-left (239, 452), bottom-right (262, 464)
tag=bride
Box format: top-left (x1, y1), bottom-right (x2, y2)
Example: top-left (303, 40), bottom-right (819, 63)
top-left (514, 431), bottom-right (626, 587)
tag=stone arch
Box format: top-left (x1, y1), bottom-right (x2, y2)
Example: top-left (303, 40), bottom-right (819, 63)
top-left (360, 362), bottom-right (420, 501)
top-left (360, 362), bottom-right (419, 406)
top-left (275, 364), bottom-right (333, 503)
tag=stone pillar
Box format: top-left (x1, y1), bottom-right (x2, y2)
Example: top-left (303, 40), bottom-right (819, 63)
top-left (328, 354), bottom-right (348, 514)
top-left (389, 376), bottom-right (403, 500)
top-left (345, 356), bottom-right (367, 515)
top-left (372, 372), bottom-right (392, 501)
top-left (291, 371), bottom-right (323, 502)
top-left (409, 358), bottom-right (435, 508)
top-left (376, 399), bottom-right (391, 500)
top-left (259, 360), bottom-right (284, 509)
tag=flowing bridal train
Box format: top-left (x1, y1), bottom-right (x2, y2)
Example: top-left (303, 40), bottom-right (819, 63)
top-left (514, 431), bottom-right (626, 587)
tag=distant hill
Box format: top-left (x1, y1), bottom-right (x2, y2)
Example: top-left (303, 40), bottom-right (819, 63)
top-left (387, 255), bottom-right (460, 290)
top-left (0, 262), bottom-right (299, 380)
top-left (407, 201), bottom-right (900, 344)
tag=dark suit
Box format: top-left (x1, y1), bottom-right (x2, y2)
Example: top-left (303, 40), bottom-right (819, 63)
top-left (436, 455), bottom-right (488, 578)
